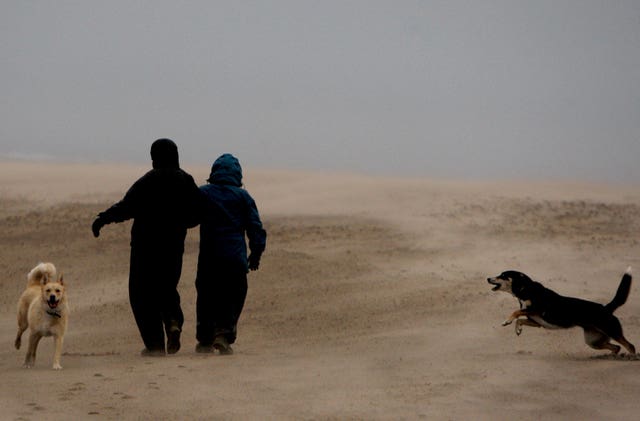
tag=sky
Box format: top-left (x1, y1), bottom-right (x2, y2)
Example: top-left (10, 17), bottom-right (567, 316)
top-left (2, 1), bottom-right (640, 183)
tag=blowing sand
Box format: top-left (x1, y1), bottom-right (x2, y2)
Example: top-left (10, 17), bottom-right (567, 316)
top-left (1, 161), bottom-right (640, 420)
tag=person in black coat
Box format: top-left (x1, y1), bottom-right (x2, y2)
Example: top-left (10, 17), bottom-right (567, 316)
top-left (91, 139), bottom-right (202, 356)
top-left (195, 153), bottom-right (266, 354)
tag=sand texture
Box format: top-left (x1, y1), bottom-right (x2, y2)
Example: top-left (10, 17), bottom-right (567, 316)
top-left (1, 161), bottom-right (640, 420)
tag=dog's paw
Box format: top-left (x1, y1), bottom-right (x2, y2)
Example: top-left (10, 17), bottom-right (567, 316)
top-left (52, 363), bottom-right (62, 370)
top-left (515, 322), bottom-right (523, 336)
top-left (23, 363), bottom-right (33, 369)
top-left (502, 319), bottom-right (513, 326)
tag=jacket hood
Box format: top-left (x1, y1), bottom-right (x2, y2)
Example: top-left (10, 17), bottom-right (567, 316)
top-left (151, 138), bottom-right (180, 169)
top-left (207, 153), bottom-right (243, 186)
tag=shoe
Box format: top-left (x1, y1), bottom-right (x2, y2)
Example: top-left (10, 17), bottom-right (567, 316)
top-left (167, 326), bottom-right (181, 355)
top-left (195, 342), bottom-right (214, 354)
top-left (140, 348), bottom-right (166, 357)
top-left (213, 336), bottom-right (234, 355)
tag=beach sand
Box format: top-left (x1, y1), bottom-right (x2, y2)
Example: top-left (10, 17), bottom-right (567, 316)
top-left (1, 161), bottom-right (640, 420)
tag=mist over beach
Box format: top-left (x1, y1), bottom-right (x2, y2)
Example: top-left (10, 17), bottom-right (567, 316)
top-left (2, 1), bottom-right (640, 183)
top-left (2, 2), bottom-right (640, 420)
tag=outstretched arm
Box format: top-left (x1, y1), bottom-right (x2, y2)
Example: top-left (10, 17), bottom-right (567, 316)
top-left (92, 180), bottom-right (141, 237)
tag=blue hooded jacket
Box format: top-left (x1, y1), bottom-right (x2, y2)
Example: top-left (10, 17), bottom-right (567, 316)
top-left (198, 154), bottom-right (266, 271)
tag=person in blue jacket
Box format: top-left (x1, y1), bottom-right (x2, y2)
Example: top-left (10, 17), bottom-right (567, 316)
top-left (91, 139), bottom-right (202, 356)
top-left (195, 153), bottom-right (266, 354)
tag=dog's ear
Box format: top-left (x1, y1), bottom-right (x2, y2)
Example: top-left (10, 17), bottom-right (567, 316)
top-left (58, 273), bottom-right (64, 285)
top-left (42, 274), bottom-right (49, 285)
top-left (513, 282), bottom-right (523, 294)
top-left (512, 275), bottom-right (528, 295)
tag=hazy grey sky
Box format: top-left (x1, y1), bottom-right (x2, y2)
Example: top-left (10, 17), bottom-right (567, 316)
top-left (2, 1), bottom-right (639, 183)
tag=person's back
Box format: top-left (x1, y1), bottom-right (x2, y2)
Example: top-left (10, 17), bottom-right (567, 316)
top-left (198, 154), bottom-right (265, 269)
top-left (97, 139), bottom-right (200, 248)
top-left (127, 167), bottom-right (200, 246)
top-left (195, 153), bottom-right (266, 354)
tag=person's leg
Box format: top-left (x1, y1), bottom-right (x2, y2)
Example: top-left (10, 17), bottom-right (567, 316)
top-left (160, 250), bottom-right (184, 354)
top-left (212, 267), bottom-right (248, 354)
top-left (195, 264), bottom-right (217, 352)
top-left (129, 247), bottom-right (165, 354)
top-left (227, 271), bottom-right (248, 345)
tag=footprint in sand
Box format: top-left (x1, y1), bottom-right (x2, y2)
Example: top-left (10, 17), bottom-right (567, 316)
top-left (68, 382), bottom-right (86, 392)
top-left (26, 402), bottom-right (45, 411)
top-left (113, 391), bottom-right (135, 400)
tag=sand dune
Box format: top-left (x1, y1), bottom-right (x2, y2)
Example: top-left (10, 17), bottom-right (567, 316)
top-left (1, 161), bottom-right (640, 420)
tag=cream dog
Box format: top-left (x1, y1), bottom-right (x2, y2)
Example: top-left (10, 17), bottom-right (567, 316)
top-left (15, 263), bottom-right (69, 369)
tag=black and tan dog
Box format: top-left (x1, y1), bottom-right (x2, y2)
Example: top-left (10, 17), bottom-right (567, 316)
top-left (487, 268), bottom-right (635, 355)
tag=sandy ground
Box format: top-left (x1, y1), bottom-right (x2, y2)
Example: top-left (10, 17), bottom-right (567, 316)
top-left (1, 161), bottom-right (640, 420)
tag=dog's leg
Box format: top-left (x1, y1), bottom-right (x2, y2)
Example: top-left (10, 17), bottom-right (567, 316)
top-left (614, 335), bottom-right (636, 355)
top-left (502, 309), bottom-right (529, 326)
top-left (584, 329), bottom-right (622, 354)
top-left (15, 307), bottom-right (29, 350)
top-left (586, 325), bottom-right (636, 355)
top-left (601, 342), bottom-right (621, 354)
top-left (15, 324), bottom-right (27, 350)
top-left (23, 332), bottom-right (42, 368)
top-left (514, 318), bottom-right (542, 336)
top-left (52, 334), bottom-right (64, 370)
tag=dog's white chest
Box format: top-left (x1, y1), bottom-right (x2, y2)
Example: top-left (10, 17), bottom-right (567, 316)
top-left (519, 299), bottom-right (532, 308)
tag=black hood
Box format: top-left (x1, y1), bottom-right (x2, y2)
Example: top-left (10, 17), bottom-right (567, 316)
top-left (151, 138), bottom-right (179, 169)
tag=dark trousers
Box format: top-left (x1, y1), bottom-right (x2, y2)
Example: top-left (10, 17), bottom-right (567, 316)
top-left (196, 265), bottom-right (248, 345)
top-left (129, 245), bottom-right (184, 352)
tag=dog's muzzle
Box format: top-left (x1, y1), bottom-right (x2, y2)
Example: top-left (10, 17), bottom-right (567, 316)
top-left (48, 295), bottom-right (59, 308)
top-left (487, 278), bottom-right (501, 291)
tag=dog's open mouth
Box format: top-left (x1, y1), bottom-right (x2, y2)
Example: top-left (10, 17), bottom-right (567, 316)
top-left (48, 297), bottom-right (59, 309)
top-left (487, 278), bottom-right (501, 291)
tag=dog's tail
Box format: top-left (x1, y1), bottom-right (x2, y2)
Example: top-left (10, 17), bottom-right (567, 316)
top-left (605, 267), bottom-right (632, 313)
top-left (26, 262), bottom-right (57, 287)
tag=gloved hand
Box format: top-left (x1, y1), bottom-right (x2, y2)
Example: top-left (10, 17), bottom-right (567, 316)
top-left (248, 254), bottom-right (261, 271)
top-left (92, 215), bottom-right (106, 238)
